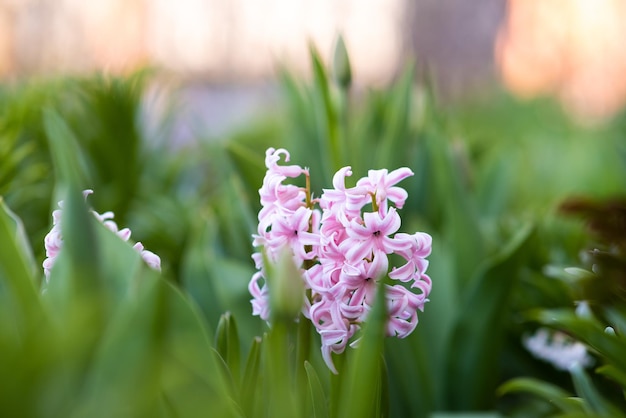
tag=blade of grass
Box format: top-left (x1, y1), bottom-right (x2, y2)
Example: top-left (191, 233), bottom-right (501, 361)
top-left (305, 360), bottom-right (330, 418)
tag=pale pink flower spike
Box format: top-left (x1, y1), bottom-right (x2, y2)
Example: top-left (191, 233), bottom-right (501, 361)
top-left (249, 148), bottom-right (433, 373)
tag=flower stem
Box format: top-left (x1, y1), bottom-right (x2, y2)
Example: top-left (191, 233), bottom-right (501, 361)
top-left (295, 313), bottom-right (312, 400)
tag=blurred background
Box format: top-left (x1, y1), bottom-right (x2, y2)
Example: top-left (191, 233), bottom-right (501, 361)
top-left (3, 0), bottom-right (626, 126)
top-left (5, 0), bottom-right (626, 127)
top-left (3, 1), bottom-right (626, 416)
top-left (0, 0), bottom-right (494, 85)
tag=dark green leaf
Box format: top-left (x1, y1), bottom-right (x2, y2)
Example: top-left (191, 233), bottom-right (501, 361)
top-left (498, 377), bottom-right (583, 413)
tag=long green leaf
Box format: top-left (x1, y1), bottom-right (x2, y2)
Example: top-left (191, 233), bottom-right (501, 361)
top-left (0, 198), bottom-right (40, 309)
top-left (498, 377), bottom-right (583, 413)
top-left (72, 269), bottom-right (165, 418)
top-left (596, 364), bottom-right (626, 389)
top-left (305, 361), bottom-right (329, 418)
top-left (43, 108), bottom-right (90, 187)
top-left (425, 131), bottom-right (484, 285)
top-left (570, 364), bottom-right (625, 417)
top-left (309, 44), bottom-right (339, 176)
top-left (215, 311), bottom-right (242, 387)
top-left (376, 63), bottom-right (414, 168)
top-left (159, 280), bottom-right (239, 418)
top-left (444, 223), bottom-right (533, 409)
top-left (241, 336), bottom-right (263, 418)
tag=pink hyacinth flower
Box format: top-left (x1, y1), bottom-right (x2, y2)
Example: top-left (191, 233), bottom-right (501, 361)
top-left (355, 167), bottom-right (414, 213)
top-left (249, 147), bottom-right (432, 374)
top-left (340, 208), bottom-right (409, 263)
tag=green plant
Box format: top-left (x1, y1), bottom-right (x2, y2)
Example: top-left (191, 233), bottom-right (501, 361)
top-left (207, 39), bottom-right (537, 417)
top-left (500, 197), bottom-right (626, 417)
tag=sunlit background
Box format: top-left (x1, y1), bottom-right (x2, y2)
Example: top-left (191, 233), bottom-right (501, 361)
top-left (0, 0), bottom-right (405, 83)
top-left (497, 0), bottom-right (626, 123)
top-left (2, 0), bottom-right (626, 123)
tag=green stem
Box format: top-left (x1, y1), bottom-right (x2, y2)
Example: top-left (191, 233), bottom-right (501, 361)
top-left (329, 350), bottom-right (347, 418)
top-left (267, 322), bottom-right (298, 418)
top-left (295, 314), bottom-right (312, 415)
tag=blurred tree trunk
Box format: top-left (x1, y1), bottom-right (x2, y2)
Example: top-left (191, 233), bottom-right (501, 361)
top-left (403, 0), bottom-right (506, 98)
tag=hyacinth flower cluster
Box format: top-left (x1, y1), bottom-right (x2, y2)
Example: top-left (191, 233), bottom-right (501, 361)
top-left (249, 148), bottom-right (432, 373)
top-left (43, 189), bottom-right (161, 280)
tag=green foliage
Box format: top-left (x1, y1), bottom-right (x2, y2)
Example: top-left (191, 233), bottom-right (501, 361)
top-left (500, 196), bottom-right (626, 416)
top-left (0, 191), bottom-right (240, 417)
top-left (3, 37), bottom-right (626, 418)
top-left (217, 40), bottom-right (542, 417)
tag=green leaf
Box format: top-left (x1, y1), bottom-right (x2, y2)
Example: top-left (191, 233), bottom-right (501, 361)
top-left (498, 377), bottom-right (583, 413)
top-left (241, 336), bottom-right (263, 418)
top-left (0, 197), bottom-right (42, 332)
top-left (309, 43), bottom-right (340, 174)
top-left (305, 361), bottom-right (329, 418)
top-left (430, 413), bottom-right (502, 418)
top-left (596, 364), bottom-right (626, 389)
top-left (375, 62), bottom-right (414, 168)
top-left (42, 188), bottom-right (105, 333)
top-left (570, 364), bottom-right (625, 417)
top-left (215, 312), bottom-right (242, 386)
top-left (72, 269), bottom-right (165, 417)
top-left (385, 335), bottom-right (434, 418)
top-left (158, 280), bottom-right (239, 418)
top-left (43, 108), bottom-right (102, 306)
top-left (0, 197), bottom-right (39, 297)
top-left (444, 223), bottom-right (533, 409)
top-left (425, 131), bottom-right (484, 285)
top-left (43, 108), bottom-right (90, 187)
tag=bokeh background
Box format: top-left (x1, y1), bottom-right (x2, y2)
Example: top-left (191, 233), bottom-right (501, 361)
top-left (3, 1), bottom-right (626, 417)
top-left (3, 0), bottom-right (626, 124)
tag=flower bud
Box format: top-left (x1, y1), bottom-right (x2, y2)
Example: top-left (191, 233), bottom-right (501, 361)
top-left (266, 248), bottom-right (305, 322)
top-left (332, 34), bottom-right (352, 89)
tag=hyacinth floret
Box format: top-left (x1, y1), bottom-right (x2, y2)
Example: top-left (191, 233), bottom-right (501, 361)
top-left (524, 328), bottom-right (593, 371)
top-left (43, 189), bottom-right (161, 280)
top-left (249, 148), bottom-right (432, 373)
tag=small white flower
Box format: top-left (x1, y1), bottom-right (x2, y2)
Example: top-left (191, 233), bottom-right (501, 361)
top-left (575, 300), bottom-right (592, 318)
top-left (524, 327), bottom-right (593, 371)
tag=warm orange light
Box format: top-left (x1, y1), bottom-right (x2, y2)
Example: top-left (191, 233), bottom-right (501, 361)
top-left (496, 0), bottom-right (626, 122)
